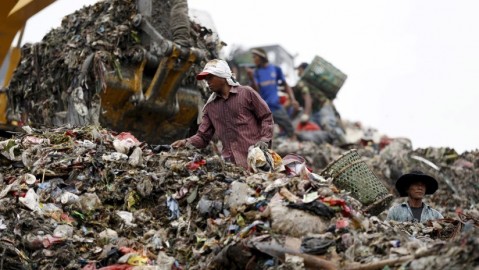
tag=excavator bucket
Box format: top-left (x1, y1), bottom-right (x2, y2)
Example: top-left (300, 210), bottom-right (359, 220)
top-left (96, 4), bottom-right (208, 144)
top-left (99, 42), bottom-right (204, 144)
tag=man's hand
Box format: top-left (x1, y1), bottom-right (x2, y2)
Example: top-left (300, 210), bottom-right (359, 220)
top-left (254, 141), bottom-right (269, 151)
top-left (246, 68), bottom-right (255, 79)
top-left (291, 99), bottom-right (300, 110)
top-left (171, 139), bottom-right (188, 149)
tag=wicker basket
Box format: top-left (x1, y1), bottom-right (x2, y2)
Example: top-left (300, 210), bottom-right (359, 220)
top-left (321, 150), bottom-right (361, 177)
top-left (321, 150), bottom-right (393, 215)
top-left (301, 55), bottom-right (347, 100)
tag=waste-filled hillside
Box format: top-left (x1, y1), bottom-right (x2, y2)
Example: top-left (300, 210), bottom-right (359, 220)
top-left (1, 0), bottom-right (478, 269)
top-left (0, 124), bottom-right (478, 269)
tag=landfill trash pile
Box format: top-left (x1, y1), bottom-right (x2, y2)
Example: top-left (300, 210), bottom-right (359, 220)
top-left (0, 126), bottom-right (478, 269)
top-left (2, 0), bottom-right (479, 269)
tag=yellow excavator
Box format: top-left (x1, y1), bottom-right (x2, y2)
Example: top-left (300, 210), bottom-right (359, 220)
top-left (0, 0), bottom-right (217, 144)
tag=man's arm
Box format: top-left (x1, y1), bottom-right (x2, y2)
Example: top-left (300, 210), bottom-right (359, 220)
top-left (172, 108), bottom-right (214, 149)
top-left (275, 66), bottom-right (299, 109)
top-left (283, 83), bottom-right (299, 109)
top-left (301, 85), bottom-right (313, 116)
top-left (248, 88), bottom-right (274, 142)
top-left (246, 68), bottom-right (259, 92)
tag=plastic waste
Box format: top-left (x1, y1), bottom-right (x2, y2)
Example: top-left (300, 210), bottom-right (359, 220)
top-left (247, 146), bottom-right (269, 173)
top-left (116, 211), bottom-right (137, 227)
top-left (118, 253), bottom-right (148, 266)
top-left (102, 152), bottom-right (129, 162)
top-left (20, 173), bottom-right (37, 185)
top-left (167, 196), bottom-right (180, 220)
top-left (152, 144), bottom-right (172, 153)
top-left (53, 224), bottom-right (74, 238)
top-left (61, 191), bottom-right (80, 205)
top-left (282, 154), bottom-right (311, 178)
top-left (113, 132), bottom-right (140, 154)
top-left (18, 188), bottom-right (41, 212)
top-left (0, 216), bottom-right (6, 230)
top-left (42, 234), bottom-right (65, 248)
top-left (287, 200), bottom-right (335, 219)
top-left (197, 196), bottom-right (223, 217)
top-left (185, 158), bottom-right (206, 171)
top-left (128, 146), bottom-right (143, 167)
top-left (300, 236), bottom-right (335, 255)
top-left (98, 229), bottom-right (118, 242)
top-left (247, 146), bottom-right (284, 173)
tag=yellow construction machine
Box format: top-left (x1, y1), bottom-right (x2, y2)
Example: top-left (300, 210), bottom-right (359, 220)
top-left (0, 0), bottom-right (217, 144)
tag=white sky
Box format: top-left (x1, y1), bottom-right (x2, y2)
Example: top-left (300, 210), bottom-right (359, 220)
top-left (21, 0), bottom-right (479, 153)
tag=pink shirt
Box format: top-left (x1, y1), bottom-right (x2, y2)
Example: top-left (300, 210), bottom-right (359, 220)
top-left (188, 85), bottom-right (274, 168)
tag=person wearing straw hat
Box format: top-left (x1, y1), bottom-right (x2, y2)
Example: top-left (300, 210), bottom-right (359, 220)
top-left (246, 48), bottom-right (297, 139)
top-left (171, 59), bottom-right (274, 169)
top-left (386, 170), bottom-right (443, 223)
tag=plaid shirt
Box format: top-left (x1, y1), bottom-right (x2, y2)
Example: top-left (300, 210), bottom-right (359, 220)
top-left (188, 85), bottom-right (273, 168)
top-left (386, 201), bottom-right (443, 223)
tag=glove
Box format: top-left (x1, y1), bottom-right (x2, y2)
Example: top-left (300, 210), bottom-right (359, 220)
top-left (254, 141), bottom-right (269, 151)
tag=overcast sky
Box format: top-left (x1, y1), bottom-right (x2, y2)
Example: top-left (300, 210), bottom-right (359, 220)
top-left (22, 0), bottom-right (479, 153)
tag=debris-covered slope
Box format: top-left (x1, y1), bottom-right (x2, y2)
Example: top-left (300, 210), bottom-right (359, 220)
top-left (0, 126), bottom-right (478, 269)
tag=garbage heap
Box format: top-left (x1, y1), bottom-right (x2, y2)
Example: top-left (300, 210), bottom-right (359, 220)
top-left (0, 126), bottom-right (478, 270)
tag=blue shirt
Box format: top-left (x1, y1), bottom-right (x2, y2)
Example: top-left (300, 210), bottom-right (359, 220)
top-left (386, 201), bottom-right (443, 223)
top-left (254, 64), bottom-right (285, 111)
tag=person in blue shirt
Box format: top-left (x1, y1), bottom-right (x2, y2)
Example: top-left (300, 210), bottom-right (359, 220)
top-left (246, 48), bottom-right (298, 139)
top-left (386, 170), bottom-right (443, 223)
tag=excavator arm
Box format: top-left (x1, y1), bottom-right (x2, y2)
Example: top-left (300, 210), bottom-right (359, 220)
top-left (98, 10), bottom-right (207, 144)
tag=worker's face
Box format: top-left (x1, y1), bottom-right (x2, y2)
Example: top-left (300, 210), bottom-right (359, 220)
top-left (204, 74), bottom-right (225, 92)
top-left (252, 54), bottom-right (262, 66)
top-left (297, 67), bottom-right (305, 77)
top-left (407, 181), bottom-right (426, 200)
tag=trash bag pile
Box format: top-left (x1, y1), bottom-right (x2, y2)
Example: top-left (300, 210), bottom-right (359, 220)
top-left (1, 125), bottom-right (478, 269)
